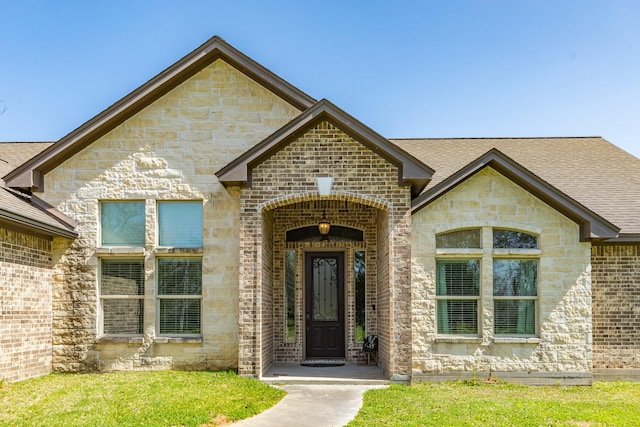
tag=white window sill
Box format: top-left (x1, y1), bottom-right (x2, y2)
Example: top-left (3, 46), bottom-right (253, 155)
top-left (493, 337), bottom-right (541, 344)
top-left (435, 336), bottom-right (483, 344)
top-left (97, 335), bottom-right (202, 345)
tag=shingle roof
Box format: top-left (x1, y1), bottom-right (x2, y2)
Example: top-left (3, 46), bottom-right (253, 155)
top-left (391, 137), bottom-right (640, 236)
top-left (0, 142), bottom-right (77, 237)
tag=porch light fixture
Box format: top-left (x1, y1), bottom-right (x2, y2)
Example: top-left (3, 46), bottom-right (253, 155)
top-left (316, 176), bottom-right (333, 196)
top-left (318, 211), bottom-right (331, 237)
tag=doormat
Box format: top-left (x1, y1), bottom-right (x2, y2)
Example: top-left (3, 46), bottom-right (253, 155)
top-left (300, 362), bottom-right (345, 367)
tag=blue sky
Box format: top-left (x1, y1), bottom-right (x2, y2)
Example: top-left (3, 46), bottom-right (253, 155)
top-left (1, 0), bottom-right (639, 158)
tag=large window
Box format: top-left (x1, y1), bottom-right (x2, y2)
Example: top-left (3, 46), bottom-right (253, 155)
top-left (100, 259), bottom-right (144, 334)
top-left (157, 258), bottom-right (202, 335)
top-left (101, 201), bottom-right (145, 246)
top-left (99, 200), bottom-right (203, 337)
top-left (435, 228), bottom-right (539, 337)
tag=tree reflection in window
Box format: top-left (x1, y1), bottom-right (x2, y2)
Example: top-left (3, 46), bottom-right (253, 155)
top-left (493, 229), bottom-right (537, 249)
top-left (436, 229), bottom-right (481, 249)
top-left (101, 201), bottom-right (145, 246)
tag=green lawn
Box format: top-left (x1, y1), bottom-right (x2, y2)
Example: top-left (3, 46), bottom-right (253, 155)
top-left (4, 372), bottom-right (640, 427)
top-left (349, 380), bottom-right (640, 427)
top-left (0, 371), bottom-right (284, 427)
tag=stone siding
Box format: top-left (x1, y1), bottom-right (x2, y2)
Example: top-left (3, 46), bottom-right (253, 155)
top-left (592, 244), bottom-right (640, 369)
top-left (238, 120), bottom-right (412, 378)
top-left (411, 168), bottom-right (592, 381)
top-left (39, 59), bottom-right (300, 372)
top-left (0, 226), bottom-right (53, 382)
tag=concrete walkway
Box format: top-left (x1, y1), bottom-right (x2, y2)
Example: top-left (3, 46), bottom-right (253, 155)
top-left (233, 384), bottom-right (386, 427)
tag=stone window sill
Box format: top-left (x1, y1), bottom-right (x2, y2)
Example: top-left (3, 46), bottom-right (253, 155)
top-left (155, 247), bottom-right (203, 255)
top-left (96, 246), bottom-right (145, 255)
top-left (493, 337), bottom-right (541, 344)
top-left (97, 335), bottom-right (202, 345)
top-left (435, 336), bottom-right (483, 344)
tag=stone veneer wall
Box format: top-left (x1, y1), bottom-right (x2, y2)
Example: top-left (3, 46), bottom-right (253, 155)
top-left (411, 168), bottom-right (592, 384)
top-left (39, 59), bottom-right (300, 372)
top-left (238, 120), bottom-right (412, 378)
top-left (271, 200), bottom-right (378, 363)
top-left (0, 226), bottom-right (54, 382)
top-left (592, 244), bottom-right (640, 369)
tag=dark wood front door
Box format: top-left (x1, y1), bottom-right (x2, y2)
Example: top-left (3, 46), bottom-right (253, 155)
top-left (305, 252), bottom-right (345, 359)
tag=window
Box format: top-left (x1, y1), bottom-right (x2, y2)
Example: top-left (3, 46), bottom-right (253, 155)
top-left (101, 201), bottom-right (145, 246)
top-left (284, 250), bottom-right (296, 342)
top-left (436, 260), bottom-right (480, 334)
top-left (99, 199), bottom-right (203, 337)
top-left (157, 258), bottom-right (202, 334)
top-left (436, 229), bottom-right (481, 249)
top-left (100, 259), bottom-right (144, 334)
top-left (435, 227), bottom-right (540, 337)
top-left (493, 229), bottom-right (537, 249)
top-left (158, 201), bottom-right (203, 247)
top-left (354, 251), bottom-right (366, 342)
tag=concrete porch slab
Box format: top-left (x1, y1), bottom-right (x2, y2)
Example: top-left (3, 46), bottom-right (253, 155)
top-left (261, 362), bottom-right (389, 385)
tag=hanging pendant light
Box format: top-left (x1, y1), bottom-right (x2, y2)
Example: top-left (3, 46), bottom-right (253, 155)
top-left (318, 210), bottom-right (330, 238)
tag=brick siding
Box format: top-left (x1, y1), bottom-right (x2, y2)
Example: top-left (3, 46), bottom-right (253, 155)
top-left (238, 120), bottom-right (412, 377)
top-left (0, 226), bottom-right (53, 382)
top-left (592, 244), bottom-right (640, 368)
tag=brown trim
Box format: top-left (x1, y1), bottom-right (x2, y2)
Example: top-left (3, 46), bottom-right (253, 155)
top-left (594, 234), bottom-right (640, 244)
top-left (216, 99), bottom-right (434, 198)
top-left (411, 148), bottom-right (620, 242)
top-left (4, 36), bottom-right (315, 190)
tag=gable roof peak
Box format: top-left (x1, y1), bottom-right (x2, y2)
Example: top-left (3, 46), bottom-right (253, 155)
top-left (4, 36), bottom-right (315, 191)
top-left (412, 147), bottom-right (619, 241)
top-left (216, 98), bottom-right (434, 198)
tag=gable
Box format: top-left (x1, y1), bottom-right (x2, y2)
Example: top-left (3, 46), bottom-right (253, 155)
top-left (396, 137), bottom-right (639, 237)
top-left (4, 36), bottom-right (315, 191)
top-left (411, 149), bottom-right (619, 241)
top-left (216, 99), bottom-right (434, 198)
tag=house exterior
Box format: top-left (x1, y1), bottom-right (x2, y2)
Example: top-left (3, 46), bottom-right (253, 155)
top-left (2, 36), bottom-right (639, 384)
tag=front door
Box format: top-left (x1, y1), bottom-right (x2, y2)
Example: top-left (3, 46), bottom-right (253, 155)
top-left (305, 252), bottom-right (345, 359)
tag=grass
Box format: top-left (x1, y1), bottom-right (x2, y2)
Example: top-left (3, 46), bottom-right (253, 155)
top-left (349, 380), bottom-right (640, 427)
top-left (0, 370), bottom-right (285, 427)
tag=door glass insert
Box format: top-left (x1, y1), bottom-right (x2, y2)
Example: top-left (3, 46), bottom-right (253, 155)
top-left (312, 256), bottom-right (339, 321)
